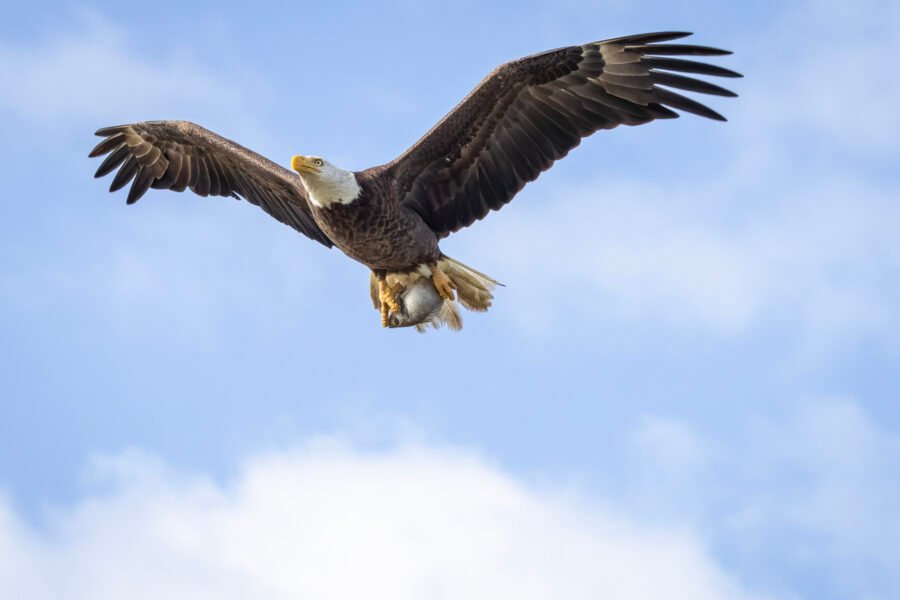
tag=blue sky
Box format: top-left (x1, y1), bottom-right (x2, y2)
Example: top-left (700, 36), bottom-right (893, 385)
top-left (1, 1), bottom-right (898, 598)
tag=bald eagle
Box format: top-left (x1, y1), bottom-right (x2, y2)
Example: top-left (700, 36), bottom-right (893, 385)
top-left (90, 31), bottom-right (739, 329)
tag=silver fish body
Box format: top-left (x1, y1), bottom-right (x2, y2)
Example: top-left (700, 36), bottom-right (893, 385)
top-left (386, 277), bottom-right (444, 328)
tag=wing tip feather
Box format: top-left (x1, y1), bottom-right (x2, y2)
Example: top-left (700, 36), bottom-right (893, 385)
top-left (94, 125), bottom-right (128, 137)
top-left (606, 31), bottom-right (694, 45)
top-left (629, 43), bottom-right (734, 57)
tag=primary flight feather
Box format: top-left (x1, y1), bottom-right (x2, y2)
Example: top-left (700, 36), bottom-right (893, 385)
top-left (90, 31), bottom-right (740, 330)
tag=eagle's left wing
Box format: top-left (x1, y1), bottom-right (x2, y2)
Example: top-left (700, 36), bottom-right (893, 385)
top-left (385, 32), bottom-right (740, 238)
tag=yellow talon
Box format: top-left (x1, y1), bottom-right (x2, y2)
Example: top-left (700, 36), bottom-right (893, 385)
top-left (380, 301), bottom-right (389, 327)
top-left (431, 264), bottom-right (457, 301)
top-left (377, 278), bottom-right (402, 326)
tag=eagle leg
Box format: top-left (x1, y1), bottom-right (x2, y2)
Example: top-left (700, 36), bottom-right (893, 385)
top-left (377, 278), bottom-right (403, 327)
top-left (431, 263), bottom-right (457, 302)
top-left (380, 301), bottom-right (390, 328)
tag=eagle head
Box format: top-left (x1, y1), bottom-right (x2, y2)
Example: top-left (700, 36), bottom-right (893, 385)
top-left (290, 155), bottom-right (360, 208)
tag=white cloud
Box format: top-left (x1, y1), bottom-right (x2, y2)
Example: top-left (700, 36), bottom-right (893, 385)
top-left (628, 416), bottom-right (710, 507)
top-left (3, 397), bottom-right (895, 599)
top-left (0, 201), bottom-right (330, 345)
top-left (758, 0), bottom-right (900, 153)
top-left (0, 11), bottom-right (250, 125)
top-left (468, 176), bottom-right (900, 351)
top-left (622, 398), bottom-right (900, 597)
top-left (0, 441), bottom-right (761, 600)
top-left (729, 400), bottom-right (900, 570)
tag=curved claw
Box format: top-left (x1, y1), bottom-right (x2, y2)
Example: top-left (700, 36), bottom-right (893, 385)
top-left (380, 301), bottom-right (390, 327)
top-left (431, 265), bottom-right (457, 301)
top-left (377, 278), bottom-right (402, 327)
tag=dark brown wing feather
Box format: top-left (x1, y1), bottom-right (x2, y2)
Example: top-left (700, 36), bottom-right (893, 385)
top-left (90, 120), bottom-right (333, 247)
top-left (385, 32), bottom-right (741, 237)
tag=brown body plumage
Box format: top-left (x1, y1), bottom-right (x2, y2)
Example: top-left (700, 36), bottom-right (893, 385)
top-left (89, 32), bottom-right (740, 329)
top-left (309, 169), bottom-right (440, 272)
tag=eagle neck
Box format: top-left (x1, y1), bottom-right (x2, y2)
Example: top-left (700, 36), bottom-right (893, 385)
top-left (303, 170), bottom-right (361, 209)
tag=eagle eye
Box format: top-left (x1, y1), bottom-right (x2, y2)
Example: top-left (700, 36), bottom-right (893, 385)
top-left (315, 159), bottom-right (324, 167)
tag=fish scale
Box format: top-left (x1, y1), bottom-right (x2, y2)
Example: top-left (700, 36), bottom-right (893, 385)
top-left (387, 278), bottom-right (445, 328)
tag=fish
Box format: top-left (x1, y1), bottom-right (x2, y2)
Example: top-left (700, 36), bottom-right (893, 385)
top-left (369, 260), bottom-right (495, 331)
top-left (386, 276), bottom-right (462, 331)
top-left (385, 276), bottom-right (442, 328)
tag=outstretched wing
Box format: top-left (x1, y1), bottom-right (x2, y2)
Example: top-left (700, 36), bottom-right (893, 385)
top-left (90, 120), bottom-right (333, 247)
top-left (386, 32), bottom-right (741, 237)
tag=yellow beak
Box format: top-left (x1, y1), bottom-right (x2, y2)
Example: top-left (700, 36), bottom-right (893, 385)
top-left (291, 155), bottom-right (319, 174)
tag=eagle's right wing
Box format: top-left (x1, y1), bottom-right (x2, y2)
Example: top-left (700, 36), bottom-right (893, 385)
top-left (90, 120), bottom-right (333, 248)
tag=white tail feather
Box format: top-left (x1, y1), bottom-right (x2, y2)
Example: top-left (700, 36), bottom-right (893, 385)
top-left (438, 256), bottom-right (500, 312)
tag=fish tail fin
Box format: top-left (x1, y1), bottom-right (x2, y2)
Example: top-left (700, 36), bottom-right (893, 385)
top-left (437, 299), bottom-right (463, 330)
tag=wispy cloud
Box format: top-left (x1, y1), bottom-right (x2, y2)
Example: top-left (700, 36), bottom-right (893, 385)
top-left (623, 398), bottom-right (900, 598)
top-left (1, 202), bottom-right (328, 346)
top-left (0, 12), bottom-right (329, 345)
top-left (0, 441), bottom-right (760, 600)
top-left (468, 175), bottom-right (900, 352)
top-left (0, 11), bottom-right (251, 126)
top-left (756, 0), bottom-right (900, 154)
